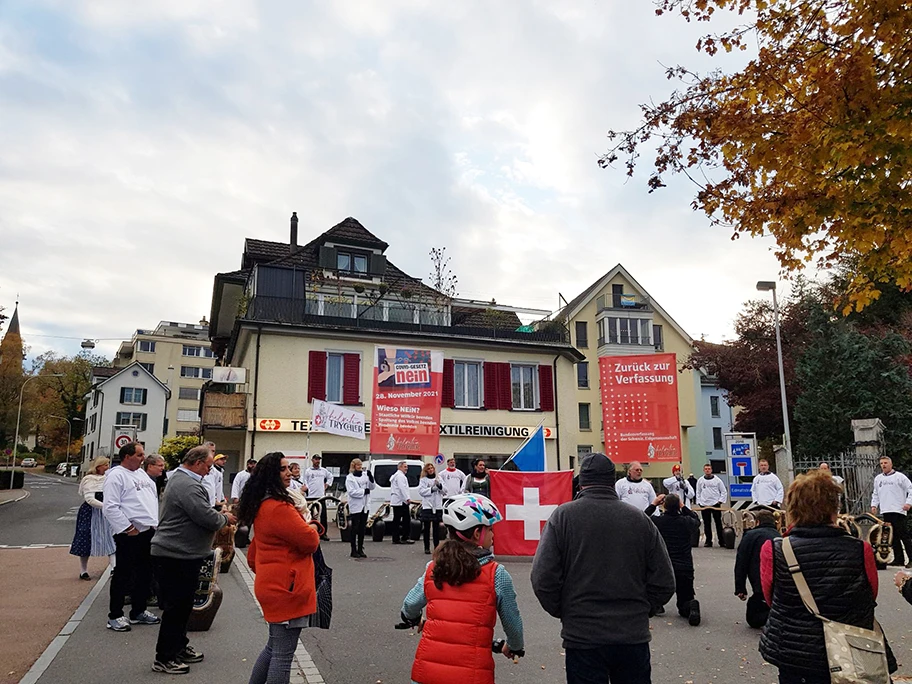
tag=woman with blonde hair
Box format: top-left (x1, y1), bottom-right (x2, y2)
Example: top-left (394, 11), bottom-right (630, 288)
top-left (69, 457), bottom-right (116, 580)
top-left (759, 469), bottom-right (883, 683)
top-left (345, 458), bottom-right (375, 558)
top-left (418, 462), bottom-right (444, 555)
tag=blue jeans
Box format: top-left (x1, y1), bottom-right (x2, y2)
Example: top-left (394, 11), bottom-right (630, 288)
top-left (249, 623), bottom-right (302, 684)
top-left (565, 643), bottom-right (651, 684)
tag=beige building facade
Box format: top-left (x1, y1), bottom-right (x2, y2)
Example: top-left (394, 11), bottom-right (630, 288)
top-left (114, 320), bottom-right (215, 439)
top-left (558, 265), bottom-right (702, 480)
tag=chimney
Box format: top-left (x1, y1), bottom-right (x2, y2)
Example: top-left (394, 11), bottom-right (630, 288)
top-left (290, 212), bottom-right (298, 249)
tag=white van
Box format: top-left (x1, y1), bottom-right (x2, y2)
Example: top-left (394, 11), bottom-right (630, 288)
top-left (364, 458), bottom-right (425, 518)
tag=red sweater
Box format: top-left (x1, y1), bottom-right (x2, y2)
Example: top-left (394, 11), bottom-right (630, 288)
top-left (247, 499), bottom-right (321, 623)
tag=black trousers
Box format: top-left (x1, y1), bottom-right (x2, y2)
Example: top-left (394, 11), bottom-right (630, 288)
top-left (701, 508), bottom-right (724, 544)
top-left (152, 556), bottom-right (204, 662)
top-left (565, 643), bottom-right (651, 684)
top-left (673, 567), bottom-right (695, 616)
top-left (109, 529), bottom-right (154, 620)
top-left (349, 512), bottom-right (367, 552)
top-left (883, 511), bottom-right (912, 565)
top-left (422, 520), bottom-right (441, 550)
top-left (392, 504), bottom-right (410, 542)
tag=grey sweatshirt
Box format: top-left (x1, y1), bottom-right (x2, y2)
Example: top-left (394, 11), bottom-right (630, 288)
top-left (151, 469), bottom-right (229, 560)
top-left (531, 485), bottom-right (675, 648)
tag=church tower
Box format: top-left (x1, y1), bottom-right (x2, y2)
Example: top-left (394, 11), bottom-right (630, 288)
top-left (0, 301), bottom-right (23, 372)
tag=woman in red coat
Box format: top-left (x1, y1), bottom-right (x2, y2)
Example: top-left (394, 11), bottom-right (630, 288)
top-left (239, 452), bottom-right (321, 684)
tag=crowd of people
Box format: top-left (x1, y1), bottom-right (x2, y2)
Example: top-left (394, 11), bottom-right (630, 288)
top-left (67, 443), bottom-right (912, 684)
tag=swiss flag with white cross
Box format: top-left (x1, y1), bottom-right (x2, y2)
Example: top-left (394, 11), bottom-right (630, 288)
top-left (489, 470), bottom-right (573, 556)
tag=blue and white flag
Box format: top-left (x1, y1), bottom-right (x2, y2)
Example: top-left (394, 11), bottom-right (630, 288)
top-left (508, 425), bottom-right (546, 471)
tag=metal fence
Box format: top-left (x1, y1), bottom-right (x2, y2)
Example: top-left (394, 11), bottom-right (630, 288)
top-left (793, 448), bottom-right (884, 515)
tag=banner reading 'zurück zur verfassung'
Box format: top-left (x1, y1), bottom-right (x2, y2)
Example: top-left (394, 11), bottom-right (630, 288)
top-left (370, 347), bottom-right (444, 456)
top-left (598, 353), bottom-right (682, 464)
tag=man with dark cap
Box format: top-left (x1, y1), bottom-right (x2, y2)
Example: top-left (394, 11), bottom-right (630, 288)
top-left (531, 453), bottom-right (675, 684)
top-left (734, 509), bottom-right (780, 628)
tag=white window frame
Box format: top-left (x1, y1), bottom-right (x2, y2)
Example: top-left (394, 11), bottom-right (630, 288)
top-left (183, 345), bottom-right (202, 357)
top-left (121, 387), bottom-right (146, 405)
top-left (577, 361), bottom-right (589, 389)
top-left (510, 363), bottom-right (538, 411)
top-left (138, 340), bottom-right (156, 353)
top-left (710, 395), bottom-right (721, 418)
top-left (454, 360), bottom-right (482, 409)
top-left (579, 402), bottom-right (591, 430)
top-left (177, 409), bottom-right (200, 422)
top-left (181, 366), bottom-right (212, 379)
top-left (178, 387), bottom-right (201, 401)
top-left (326, 352), bottom-right (345, 404)
top-left (115, 412), bottom-right (147, 431)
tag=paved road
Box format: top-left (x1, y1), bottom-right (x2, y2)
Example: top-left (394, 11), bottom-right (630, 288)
top-left (0, 473), bottom-right (81, 547)
top-left (303, 534), bottom-right (912, 684)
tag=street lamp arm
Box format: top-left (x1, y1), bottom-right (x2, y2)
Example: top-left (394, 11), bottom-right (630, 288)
top-left (8, 374), bottom-right (66, 489)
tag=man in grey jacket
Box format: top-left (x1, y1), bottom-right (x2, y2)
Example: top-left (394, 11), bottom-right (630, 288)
top-left (150, 445), bottom-right (236, 675)
top-left (531, 452), bottom-right (675, 684)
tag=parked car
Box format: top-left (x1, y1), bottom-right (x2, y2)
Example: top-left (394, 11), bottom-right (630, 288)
top-left (20, 457), bottom-right (37, 468)
top-left (56, 463), bottom-right (68, 476)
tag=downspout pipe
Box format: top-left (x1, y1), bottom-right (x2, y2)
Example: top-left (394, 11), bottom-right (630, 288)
top-left (250, 326), bottom-right (262, 461)
top-left (553, 354), bottom-right (561, 471)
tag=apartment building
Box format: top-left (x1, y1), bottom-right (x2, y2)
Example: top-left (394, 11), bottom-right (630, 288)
top-left (701, 373), bottom-right (736, 470)
top-left (114, 320), bottom-right (215, 438)
top-left (203, 214), bottom-right (583, 478)
top-left (556, 265), bottom-right (703, 479)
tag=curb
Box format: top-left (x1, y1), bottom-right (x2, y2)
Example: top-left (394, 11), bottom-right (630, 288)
top-left (0, 490), bottom-right (30, 506)
top-left (19, 565), bottom-right (112, 684)
top-left (234, 551), bottom-right (326, 684)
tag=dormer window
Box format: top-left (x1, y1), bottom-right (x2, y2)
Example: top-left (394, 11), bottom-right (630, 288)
top-left (337, 250), bottom-right (368, 275)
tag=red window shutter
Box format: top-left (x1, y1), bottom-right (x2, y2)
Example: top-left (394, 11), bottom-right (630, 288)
top-left (342, 354), bottom-right (361, 405)
top-left (499, 363), bottom-right (513, 411)
top-left (539, 365), bottom-right (554, 412)
top-left (483, 362), bottom-right (499, 410)
top-left (307, 351), bottom-right (327, 402)
top-left (442, 359), bottom-right (455, 408)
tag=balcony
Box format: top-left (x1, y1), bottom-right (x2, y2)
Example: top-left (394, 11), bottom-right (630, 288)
top-left (201, 392), bottom-right (247, 429)
top-left (244, 295), bottom-right (570, 344)
top-left (596, 293), bottom-right (652, 312)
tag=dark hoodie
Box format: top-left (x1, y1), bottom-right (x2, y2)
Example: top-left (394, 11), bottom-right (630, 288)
top-left (531, 453), bottom-right (675, 647)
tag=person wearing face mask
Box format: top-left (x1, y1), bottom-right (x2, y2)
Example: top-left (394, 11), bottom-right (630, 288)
top-left (663, 464), bottom-right (695, 509)
top-left (616, 462), bottom-right (657, 512)
top-left (463, 459), bottom-right (491, 498)
top-left (696, 464), bottom-right (728, 547)
top-left (418, 463), bottom-right (444, 554)
top-left (345, 458), bottom-right (375, 559)
top-left (750, 459), bottom-right (784, 508)
top-left (399, 494), bottom-right (524, 684)
top-left (438, 457), bottom-right (466, 498)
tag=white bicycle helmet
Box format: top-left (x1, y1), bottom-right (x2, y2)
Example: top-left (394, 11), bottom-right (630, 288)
top-left (442, 494), bottom-right (503, 530)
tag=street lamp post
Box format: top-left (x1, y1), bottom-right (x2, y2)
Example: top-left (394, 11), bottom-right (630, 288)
top-left (756, 281), bottom-right (794, 482)
top-left (9, 373), bottom-right (65, 489)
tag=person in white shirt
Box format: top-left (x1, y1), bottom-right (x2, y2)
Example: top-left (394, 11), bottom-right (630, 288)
top-left (304, 454), bottom-right (335, 541)
top-left (616, 462), bottom-right (657, 512)
top-left (695, 464), bottom-right (728, 547)
top-left (663, 464), bottom-right (695, 509)
top-left (389, 461), bottom-right (414, 545)
top-left (750, 459), bottom-right (784, 507)
top-left (418, 463), bottom-right (444, 554)
top-left (438, 458), bottom-right (466, 498)
top-left (231, 458), bottom-right (257, 503)
top-left (102, 442), bottom-right (161, 632)
top-left (202, 453), bottom-right (227, 506)
top-left (871, 456), bottom-right (912, 567)
top-left (288, 462), bottom-right (305, 491)
top-left (346, 458), bottom-right (375, 558)
top-left (819, 462), bottom-right (844, 486)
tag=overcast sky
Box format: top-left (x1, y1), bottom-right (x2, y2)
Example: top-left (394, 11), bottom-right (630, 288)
top-left (0, 0), bottom-right (787, 362)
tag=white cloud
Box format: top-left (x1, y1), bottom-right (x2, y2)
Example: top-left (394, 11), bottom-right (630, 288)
top-left (0, 0), bottom-right (786, 364)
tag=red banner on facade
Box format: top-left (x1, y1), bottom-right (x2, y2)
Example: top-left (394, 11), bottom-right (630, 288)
top-left (489, 470), bottom-right (573, 556)
top-left (598, 353), bottom-right (682, 464)
top-left (370, 347), bottom-right (444, 456)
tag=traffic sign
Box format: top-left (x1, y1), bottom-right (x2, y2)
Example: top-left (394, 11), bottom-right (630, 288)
top-left (730, 457), bottom-right (755, 477)
top-left (730, 483), bottom-right (752, 499)
top-left (114, 434), bottom-right (132, 449)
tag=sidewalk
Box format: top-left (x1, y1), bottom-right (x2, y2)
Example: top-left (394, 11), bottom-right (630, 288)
top-left (24, 551), bottom-right (322, 684)
top-left (0, 488), bottom-right (28, 506)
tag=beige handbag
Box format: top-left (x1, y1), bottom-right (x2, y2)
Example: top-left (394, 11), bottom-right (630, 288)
top-left (782, 537), bottom-right (889, 684)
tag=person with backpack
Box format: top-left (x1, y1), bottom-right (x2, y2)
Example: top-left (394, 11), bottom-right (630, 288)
top-left (398, 494), bottom-right (524, 684)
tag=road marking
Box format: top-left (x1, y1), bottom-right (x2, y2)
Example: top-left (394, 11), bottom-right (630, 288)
top-left (19, 565), bottom-right (111, 684)
top-left (235, 551), bottom-right (325, 684)
top-left (0, 544), bottom-right (69, 549)
top-left (57, 506), bottom-right (80, 522)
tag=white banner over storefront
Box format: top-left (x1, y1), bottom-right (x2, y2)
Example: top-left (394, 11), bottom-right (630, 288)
top-left (311, 398), bottom-right (366, 440)
top-left (249, 418), bottom-right (555, 439)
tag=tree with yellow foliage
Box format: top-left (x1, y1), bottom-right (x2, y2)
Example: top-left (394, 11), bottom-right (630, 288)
top-left (602, 0), bottom-right (912, 311)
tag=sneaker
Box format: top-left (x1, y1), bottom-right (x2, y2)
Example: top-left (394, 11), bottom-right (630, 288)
top-left (320, 535), bottom-right (330, 542)
top-left (178, 645), bottom-right (204, 663)
top-left (358, 550), bottom-right (367, 558)
top-left (130, 610), bottom-right (161, 625)
top-left (350, 550), bottom-right (360, 558)
top-left (152, 660), bottom-right (189, 675)
top-left (106, 617), bottom-right (131, 632)
top-left (688, 599), bottom-right (701, 626)
top-left (402, 539), bottom-right (415, 545)
top-left (79, 572), bottom-right (91, 581)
